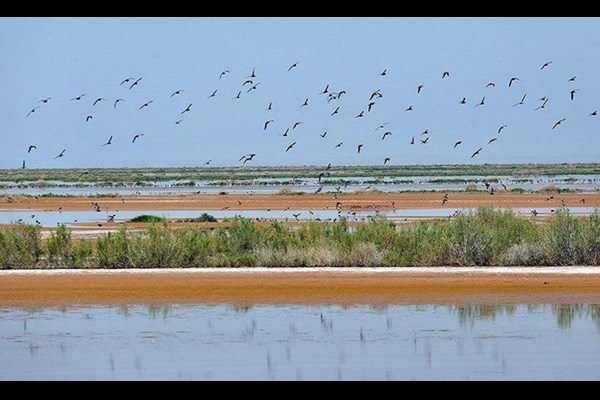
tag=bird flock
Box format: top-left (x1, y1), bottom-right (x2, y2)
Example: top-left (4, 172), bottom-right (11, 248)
top-left (19, 59), bottom-right (598, 172)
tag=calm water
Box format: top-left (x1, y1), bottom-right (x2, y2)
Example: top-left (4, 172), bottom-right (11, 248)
top-left (1, 303), bottom-right (600, 380)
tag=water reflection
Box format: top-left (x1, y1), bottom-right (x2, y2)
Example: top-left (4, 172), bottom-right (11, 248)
top-left (1, 303), bottom-right (600, 380)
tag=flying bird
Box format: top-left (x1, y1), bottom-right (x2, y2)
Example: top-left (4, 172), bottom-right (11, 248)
top-left (54, 149), bottom-right (66, 159)
top-left (120, 77), bottom-right (135, 86)
top-left (288, 61), bottom-right (300, 71)
top-left (129, 77), bottom-right (142, 90)
top-left (356, 111), bottom-right (364, 118)
top-left (488, 137), bottom-right (498, 144)
top-left (421, 137), bottom-right (429, 144)
top-left (175, 119), bottom-right (183, 125)
top-left (170, 90), bottom-right (184, 97)
top-left (442, 71), bottom-right (450, 79)
top-left (26, 107), bottom-right (40, 117)
top-left (335, 142), bottom-right (343, 149)
top-left (207, 90), bottom-right (217, 99)
top-left (589, 110), bottom-right (598, 117)
top-left (93, 98), bottom-right (107, 106)
top-left (300, 98), bottom-right (309, 107)
top-left (417, 84), bottom-right (424, 94)
top-left (320, 84), bottom-right (329, 95)
top-left (498, 125), bottom-right (508, 134)
top-left (85, 115), bottom-right (93, 122)
top-left (410, 137), bottom-right (415, 145)
top-left (508, 77), bottom-right (520, 87)
top-left (70, 94), bottom-right (85, 101)
top-left (22, 160), bottom-right (25, 169)
top-left (139, 100), bottom-right (153, 110)
top-left (357, 144), bottom-right (363, 154)
top-left (567, 76), bottom-right (576, 82)
top-left (37, 97), bottom-right (51, 104)
top-left (219, 70), bottom-right (230, 79)
top-left (247, 67), bottom-right (256, 78)
top-left (471, 147), bottom-right (483, 158)
top-left (114, 98), bottom-right (124, 108)
top-left (267, 102), bottom-right (272, 110)
top-left (320, 131), bottom-right (328, 138)
top-left (233, 91), bottom-right (241, 99)
top-left (476, 96), bottom-right (485, 107)
top-left (285, 142), bottom-right (297, 152)
top-left (27, 145), bottom-right (37, 153)
top-left (540, 61), bottom-right (552, 70)
top-left (405, 105), bottom-right (413, 111)
top-left (535, 98), bottom-right (549, 111)
top-left (459, 97), bottom-right (467, 104)
top-left (486, 82), bottom-right (496, 88)
top-left (552, 118), bottom-right (566, 129)
top-left (102, 136), bottom-right (113, 146)
top-left (181, 103), bottom-right (192, 114)
top-left (367, 102), bottom-right (376, 112)
top-left (513, 94), bottom-right (526, 107)
top-left (381, 69), bottom-right (387, 76)
top-left (369, 90), bottom-right (382, 101)
top-left (570, 89), bottom-right (578, 101)
top-left (381, 131), bottom-right (392, 140)
top-left (453, 141), bottom-right (462, 148)
top-left (242, 79), bottom-right (253, 86)
top-left (264, 120), bottom-right (274, 130)
top-left (292, 121), bottom-right (303, 130)
top-left (132, 133), bottom-right (144, 143)
top-left (247, 82), bottom-right (261, 93)
top-left (383, 157), bottom-right (390, 164)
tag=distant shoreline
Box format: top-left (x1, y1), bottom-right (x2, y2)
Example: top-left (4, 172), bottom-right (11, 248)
top-left (2, 267), bottom-right (600, 307)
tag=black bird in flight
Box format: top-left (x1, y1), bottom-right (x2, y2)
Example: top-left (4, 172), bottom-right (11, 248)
top-left (207, 90), bottom-right (217, 99)
top-left (488, 137), bottom-right (498, 144)
top-left (498, 125), bottom-right (507, 134)
top-left (535, 98), bottom-right (549, 111)
top-left (320, 131), bottom-right (328, 138)
top-left (374, 123), bottom-right (390, 132)
top-left (292, 121), bottom-right (303, 130)
top-left (120, 77), bottom-right (135, 86)
top-left (442, 71), bottom-right (450, 79)
top-left (367, 102), bottom-right (376, 112)
top-left (320, 84), bottom-right (329, 95)
top-left (170, 90), bottom-right (184, 97)
top-left (384, 157), bottom-right (391, 164)
top-left (453, 141), bottom-right (462, 148)
top-left (129, 77), bottom-right (142, 90)
top-left (410, 137), bottom-right (415, 145)
top-left (264, 120), bottom-right (274, 130)
top-left (589, 110), bottom-right (598, 117)
top-left (380, 69), bottom-right (387, 76)
top-left (86, 115), bottom-right (93, 122)
top-left (381, 131), bottom-right (392, 140)
top-left (54, 149), bottom-right (66, 159)
top-left (102, 136), bottom-right (113, 146)
top-left (267, 102), bottom-right (272, 110)
top-left (417, 84), bottom-right (424, 94)
top-left (552, 118), bottom-right (566, 129)
top-left (369, 90), bottom-right (382, 101)
top-left (540, 61), bottom-right (552, 70)
top-left (331, 106), bottom-right (340, 116)
top-left (570, 89), bottom-right (578, 101)
top-left (285, 142), bottom-right (297, 152)
top-left (132, 133), bottom-right (144, 143)
top-left (513, 94), bottom-right (526, 107)
top-left (486, 82), bottom-right (496, 88)
top-left (459, 97), bottom-right (466, 104)
top-left (70, 93), bottom-right (85, 101)
top-left (421, 129), bottom-right (429, 136)
top-left (219, 70), bottom-right (230, 79)
top-left (175, 119), bottom-right (183, 125)
top-left (508, 77), bottom-right (520, 87)
top-left (27, 145), bottom-right (37, 153)
top-left (356, 111), bottom-right (364, 118)
top-left (567, 76), bottom-right (576, 82)
top-left (476, 96), bottom-right (485, 107)
top-left (281, 128), bottom-right (289, 137)
top-left (240, 153), bottom-right (256, 164)
top-left (335, 142), bottom-right (343, 149)
top-left (242, 79), bottom-right (253, 86)
top-left (300, 98), bottom-right (309, 107)
top-left (357, 144), bottom-right (364, 154)
top-left (247, 82), bottom-right (261, 93)
top-left (247, 67), bottom-right (256, 79)
top-left (421, 137), bottom-right (429, 144)
top-left (471, 147), bottom-right (483, 158)
top-left (93, 98), bottom-right (107, 106)
top-left (139, 101), bottom-right (153, 110)
top-left (26, 106), bottom-right (40, 117)
top-left (288, 62), bottom-right (300, 71)
top-left (22, 160), bottom-right (25, 169)
top-left (114, 98), bottom-right (124, 108)
top-left (233, 91), bottom-right (241, 99)
top-left (37, 97), bottom-right (51, 104)
top-left (181, 103), bottom-right (192, 114)
top-left (405, 105), bottom-right (413, 111)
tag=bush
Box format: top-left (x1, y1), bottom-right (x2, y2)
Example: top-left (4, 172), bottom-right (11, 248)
top-left (129, 215), bottom-right (166, 223)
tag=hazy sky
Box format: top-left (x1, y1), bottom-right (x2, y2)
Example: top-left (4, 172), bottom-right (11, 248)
top-left (1, 17), bottom-right (599, 169)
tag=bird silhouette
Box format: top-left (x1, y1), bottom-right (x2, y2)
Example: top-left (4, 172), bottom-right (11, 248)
top-left (174, 119), bottom-right (183, 125)
top-left (300, 98), bottom-right (309, 107)
top-left (367, 102), bottom-right (376, 112)
top-left (471, 148), bottom-right (482, 158)
top-left (417, 84), bottom-right (424, 93)
top-left (382, 131), bottom-right (392, 140)
top-left (85, 115), bottom-right (93, 122)
top-left (331, 106), bottom-right (340, 116)
top-left (534, 98), bottom-right (549, 111)
top-left (129, 77), bottom-right (142, 90)
top-left (102, 136), bottom-right (113, 146)
top-left (219, 70), bottom-right (230, 79)
top-left (570, 89), bottom-right (578, 101)
top-left (459, 97), bottom-right (466, 104)
top-left (288, 62), bottom-right (300, 71)
top-left (508, 77), bottom-right (520, 87)
top-left (233, 91), bottom-right (241, 99)
top-left (264, 120), bottom-right (274, 130)
top-left (486, 82), bottom-right (496, 88)
top-left (22, 160), bottom-right (25, 169)
top-left (54, 149), bottom-right (66, 159)
top-left (442, 71), bottom-right (450, 79)
top-left (242, 79), bottom-right (253, 86)
top-left (181, 103), bottom-right (192, 114)
top-left (369, 90), bottom-right (382, 101)
top-left (383, 157), bottom-right (390, 164)
top-left (267, 102), bottom-right (272, 110)
top-left (132, 133), bottom-right (144, 143)
top-left (567, 76), bottom-right (576, 82)
top-left (292, 121), bottom-right (303, 130)
top-left (247, 67), bottom-right (256, 79)
top-left (320, 84), bottom-right (329, 95)
top-left (335, 142), bottom-right (343, 149)
top-left (170, 90), bottom-right (184, 97)
top-left (357, 144), bottom-right (363, 154)
top-left (320, 131), bottom-right (328, 138)
top-left (139, 100), bottom-right (153, 110)
top-left (488, 137), bottom-right (498, 144)
top-left (70, 94), bottom-right (85, 101)
top-left (540, 61), bottom-right (552, 70)
top-left (421, 137), bottom-right (429, 144)
top-left (207, 90), bottom-right (217, 99)
top-left (26, 107), bottom-right (40, 117)
top-left (93, 98), bottom-right (107, 106)
top-left (381, 69), bottom-right (387, 76)
top-left (120, 77), bottom-right (135, 86)
top-left (285, 142), bottom-right (297, 152)
top-left (37, 97), bottom-right (51, 104)
top-left (498, 125), bottom-right (508, 134)
top-left (405, 105), bottom-right (413, 111)
top-left (356, 111), bottom-right (364, 118)
top-left (513, 94), bottom-right (526, 106)
top-left (410, 137), bottom-right (415, 145)
top-left (247, 82), bottom-right (261, 93)
top-left (589, 110), bottom-right (598, 117)
top-left (281, 128), bottom-right (289, 137)
top-left (454, 141), bottom-right (462, 148)
top-left (27, 145), bottom-right (37, 153)
top-left (552, 118), bottom-right (566, 129)
top-left (476, 96), bottom-right (485, 107)
top-left (113, 98), bottom-right (125, 108)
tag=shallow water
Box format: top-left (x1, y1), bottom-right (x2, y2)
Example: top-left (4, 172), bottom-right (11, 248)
top-left (1, 303), bottom-right (599, 380)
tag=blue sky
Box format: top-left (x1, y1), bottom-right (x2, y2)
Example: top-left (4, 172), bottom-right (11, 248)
top-left (1, 17), bottom-right (599, 169)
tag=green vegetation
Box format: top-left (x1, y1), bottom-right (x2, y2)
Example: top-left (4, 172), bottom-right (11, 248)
top-left (129, 215), bottom-right (166, 223)
top-left (0, 207), bottom-right (600, 269)
top-left (178, 213), bottom-right (218, 223)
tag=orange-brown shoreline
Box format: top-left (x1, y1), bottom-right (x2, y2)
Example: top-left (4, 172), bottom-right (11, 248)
top-left (2, 268), bottom-right (600, 307)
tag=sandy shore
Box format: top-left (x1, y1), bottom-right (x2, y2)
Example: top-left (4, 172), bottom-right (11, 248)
top-left (2, 267), bottom-right (600, 307)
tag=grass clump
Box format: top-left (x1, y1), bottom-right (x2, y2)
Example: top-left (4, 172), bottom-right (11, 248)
top-left (129, 214), bottom-right (166, 223)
